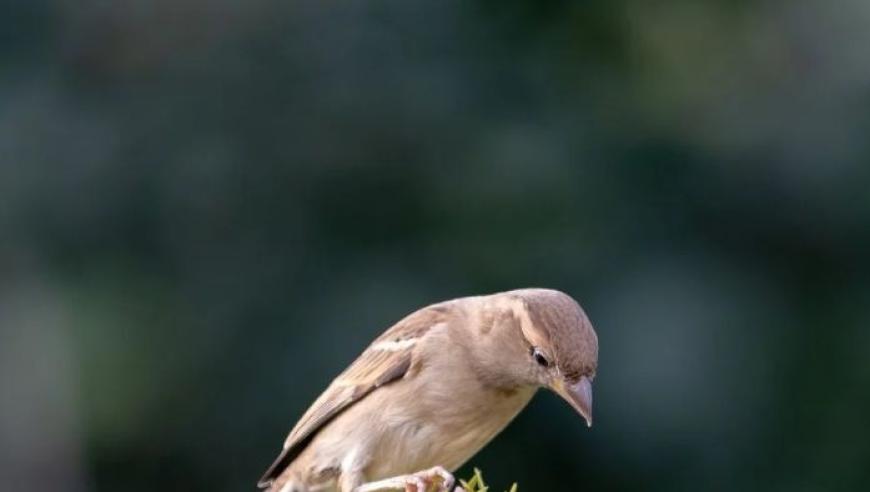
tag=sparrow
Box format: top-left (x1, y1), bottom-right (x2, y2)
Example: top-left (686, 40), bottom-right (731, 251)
top-left (258, 288), bottom-right (598, 492)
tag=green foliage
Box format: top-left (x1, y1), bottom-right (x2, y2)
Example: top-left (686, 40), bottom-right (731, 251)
top-left (459, 468), bottom-right (517, 492)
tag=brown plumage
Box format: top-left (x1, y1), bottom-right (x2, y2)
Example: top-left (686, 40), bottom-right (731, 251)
top-left (259, 288), bottom-right (598, 492)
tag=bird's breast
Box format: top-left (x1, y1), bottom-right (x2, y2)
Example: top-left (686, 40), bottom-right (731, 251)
top-left (363, 361), bottom-right (536, 480)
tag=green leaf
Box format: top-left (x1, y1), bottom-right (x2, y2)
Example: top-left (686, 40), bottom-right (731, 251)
top-left (459, 468), bottom-right (516, 492)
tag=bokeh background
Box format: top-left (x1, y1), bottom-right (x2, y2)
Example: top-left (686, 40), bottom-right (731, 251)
top-left (2, 0), bottom-right (870, 491)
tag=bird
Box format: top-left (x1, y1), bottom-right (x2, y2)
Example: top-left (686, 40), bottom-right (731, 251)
top-left (258, 288), bottom-right (598, 492)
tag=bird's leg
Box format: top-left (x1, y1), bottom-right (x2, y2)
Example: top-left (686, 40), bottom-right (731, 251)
top-left (354, 475), bottom-right (425, 492)
top-left (354, 466), bottom-right (456, 492)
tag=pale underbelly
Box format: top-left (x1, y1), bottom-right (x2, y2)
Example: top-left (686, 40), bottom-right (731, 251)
top-left (363, 391), bottom-right (536, 480)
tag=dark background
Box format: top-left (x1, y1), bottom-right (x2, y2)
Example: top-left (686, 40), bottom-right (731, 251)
top-left (2, 1), bottom-right (869, 491)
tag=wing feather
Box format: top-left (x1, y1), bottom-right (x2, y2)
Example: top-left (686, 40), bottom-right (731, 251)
top-left (257, 303), bottom-right (449, 488)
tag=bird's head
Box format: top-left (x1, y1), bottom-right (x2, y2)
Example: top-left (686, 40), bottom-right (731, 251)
top-left (476, 288), bottom-right (598, 427)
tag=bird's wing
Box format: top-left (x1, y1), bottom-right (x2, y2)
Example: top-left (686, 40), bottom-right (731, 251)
top-left (257, 303), bottom-right (450, 488)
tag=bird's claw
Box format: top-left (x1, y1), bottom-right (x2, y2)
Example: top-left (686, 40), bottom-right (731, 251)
top-left (404, 466), bottom-right (455, 492)
top-left (357, 466), bottom-right (456, 492)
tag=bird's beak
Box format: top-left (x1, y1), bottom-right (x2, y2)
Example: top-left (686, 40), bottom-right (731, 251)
top-left (550, 376), bottom-right (593, 427)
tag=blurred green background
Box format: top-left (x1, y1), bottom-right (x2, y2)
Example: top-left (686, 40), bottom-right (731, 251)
top-left (2, 1), bottom-right (870, 491)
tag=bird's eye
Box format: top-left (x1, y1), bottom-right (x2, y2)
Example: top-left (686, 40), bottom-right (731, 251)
top-left (531, 347), bottom-right (550, 368)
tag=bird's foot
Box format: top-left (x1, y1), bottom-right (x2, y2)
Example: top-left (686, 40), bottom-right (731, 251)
top-left (355, 466), bottom-right (456, 492)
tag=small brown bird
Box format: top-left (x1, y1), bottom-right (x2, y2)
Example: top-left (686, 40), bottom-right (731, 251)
top-left (258, 288), bottom-right (598, 492)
